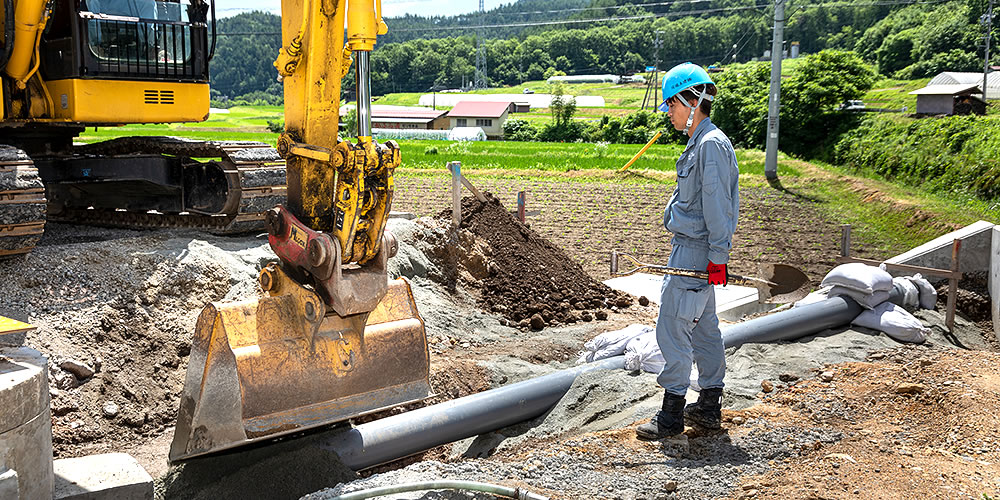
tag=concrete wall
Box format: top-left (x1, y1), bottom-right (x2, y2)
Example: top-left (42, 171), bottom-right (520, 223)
top-left (886, 220), bottom-right (995, 276)
top-left (915, 94), bottom-right (954, 115)
top-left (992, 228), bottom-right (1000, 341)
top-left (0, 347), bottom-right (54, 500)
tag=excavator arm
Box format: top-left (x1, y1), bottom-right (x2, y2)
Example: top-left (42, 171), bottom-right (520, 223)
top-left (169, 0), bottom-right (430, 462)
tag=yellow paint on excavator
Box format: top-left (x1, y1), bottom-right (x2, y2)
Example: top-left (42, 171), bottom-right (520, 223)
top-left (0, 316), bottom-right (34, 335)
top-left (169, 268), bottom-right (430, 462)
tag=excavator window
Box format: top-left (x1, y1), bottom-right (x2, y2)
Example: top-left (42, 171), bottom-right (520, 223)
top-left (78, 0), bottom-right (206, 79)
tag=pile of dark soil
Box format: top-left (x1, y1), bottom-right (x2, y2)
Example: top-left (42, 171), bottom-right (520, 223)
top-left (437, 193), bottom-right (630, 330)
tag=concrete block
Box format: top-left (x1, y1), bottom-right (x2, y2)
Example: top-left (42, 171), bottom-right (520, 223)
top-left (0, 347), bottom-right (53, 500)
top-left (603, 272), bottom-right (776, 321)
top-left (0, 468), bottom-right (19, 500)
top-left (53, 453), bottom-right (152, 500)
top-left (886, 220), bottom-right (995, 276)
top-left (991, 227), bottom-right (1000, 341)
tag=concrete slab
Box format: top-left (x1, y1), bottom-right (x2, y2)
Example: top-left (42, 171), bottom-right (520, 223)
top-left (603, 273), bottom-right (776, 322)
top-left (886, 220), bottom-right (995, 275)
top-left (0, 347), bottom-right (53, 500)
top-left (0, 468), bottom-right (18, 500)
top-left (991, 227), bottom-right (1000, 340)
top-left (54, 453), bottom-right (152, 500)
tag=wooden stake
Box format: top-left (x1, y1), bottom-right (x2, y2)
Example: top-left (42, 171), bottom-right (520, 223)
top-left (445, 161), bottom-right (487, 202)
top-left (840, 224), bottom-right (851, 258)
top-left (517, 191), bottom-right (526, 223)
top-left (450, 161), bottom-right (462, 227)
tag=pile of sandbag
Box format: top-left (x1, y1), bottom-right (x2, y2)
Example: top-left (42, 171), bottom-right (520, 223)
top-left (577, 324), bottom-right (664, 374)
top-left (819, 263), bottom-right (934, 343)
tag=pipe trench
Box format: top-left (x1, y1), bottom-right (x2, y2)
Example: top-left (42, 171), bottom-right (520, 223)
top-left (325, 285), bottom-right (905, 470)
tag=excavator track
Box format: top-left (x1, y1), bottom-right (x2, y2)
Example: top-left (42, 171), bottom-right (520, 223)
top-left (52, 137), bottom-right (286, 234)
top-left (0, 146), bottom-right (46, 257)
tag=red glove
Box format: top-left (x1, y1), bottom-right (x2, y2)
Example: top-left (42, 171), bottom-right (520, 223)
top-left (707, 262), bottom-right (728, 286)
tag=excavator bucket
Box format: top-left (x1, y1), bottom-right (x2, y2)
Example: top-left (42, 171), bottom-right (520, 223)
top-left (169, 276), bottom-right (430, 462)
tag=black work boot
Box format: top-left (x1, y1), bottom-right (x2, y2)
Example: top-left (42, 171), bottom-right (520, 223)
top-left (636, 391), bottom-right (686, 440)
top-left (684, 387), bottom-right (723, 430)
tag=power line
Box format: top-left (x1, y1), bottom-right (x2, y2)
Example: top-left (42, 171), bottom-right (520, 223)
top-left (216, 0), bottom-right (951, 37)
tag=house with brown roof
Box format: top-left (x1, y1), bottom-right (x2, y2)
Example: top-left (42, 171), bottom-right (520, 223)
top-left (446, 101), bottom-right (512, 139)
top-left (371, 106), bottom-right (450, 130)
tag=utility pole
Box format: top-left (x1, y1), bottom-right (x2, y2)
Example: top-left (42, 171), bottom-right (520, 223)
top-left (641, 30), bottom-right (664, 111)
top-left (764, 0), bottom-right (786, 184)
top-left (983, 0), bottom-right (995, 102)
top-left (474, 0), bottom-right (488, 89)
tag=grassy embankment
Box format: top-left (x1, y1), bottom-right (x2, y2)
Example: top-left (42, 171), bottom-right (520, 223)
top-left (78, 96), bottom-right (1000, 259)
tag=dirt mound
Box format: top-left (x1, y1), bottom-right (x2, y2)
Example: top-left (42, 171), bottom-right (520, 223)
top-left (435, 193), bottom-right (629, 330)
top-left (0, 224), bottom-right (272, 461)
top-left (739, 347), bottom-right (1000, 499)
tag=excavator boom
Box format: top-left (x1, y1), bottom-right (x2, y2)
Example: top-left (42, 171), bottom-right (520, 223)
top-left (169, 0), bottom-right (430, 461)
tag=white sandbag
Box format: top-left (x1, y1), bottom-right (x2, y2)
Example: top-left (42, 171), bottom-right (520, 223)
top-left (578, 324), bottom-right (652, 363)
top-left (792, 286), bottom-right (832, 308)
top-left (821, 263), bottom-right (893, 294)
top-left (828, 285), bottom-right (891, 310)
top-left (851, 302), bottom-right (929, 343)
top-left (623, 330), bottom-right (665, 374)
top-left (907, 273), bottom-right (938, 310)
top-left (892, 277), bottom-right (920, 311)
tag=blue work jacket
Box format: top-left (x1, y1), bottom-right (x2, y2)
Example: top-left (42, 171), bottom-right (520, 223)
top-left (663, 117), bottom-right (740, 265)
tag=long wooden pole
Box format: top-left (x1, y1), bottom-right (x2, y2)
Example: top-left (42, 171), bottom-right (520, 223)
top-left (618, 131), bottom-right (662, 172)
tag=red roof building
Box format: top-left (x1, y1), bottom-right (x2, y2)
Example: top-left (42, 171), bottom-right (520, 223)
top-left (446, 101), bottom-right (513, 139)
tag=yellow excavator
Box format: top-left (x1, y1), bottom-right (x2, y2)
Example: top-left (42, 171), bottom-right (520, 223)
top-left (168, 0), bottom-right (431, 461)
top-left (1, 0), bottom-right (287, 256)
top-left (2, 0), bottom-right (430, 460)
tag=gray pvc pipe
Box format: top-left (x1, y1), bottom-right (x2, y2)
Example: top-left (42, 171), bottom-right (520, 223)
top-left (322, 356), bottom-right (625, 471)
top-left (722, 284), bottom-right (904, 349)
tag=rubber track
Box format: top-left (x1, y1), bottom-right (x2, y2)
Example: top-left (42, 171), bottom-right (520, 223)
top-left (0, 146), bottom-right (46, 257)
top-left (53, 137), bottom-right (286, 234)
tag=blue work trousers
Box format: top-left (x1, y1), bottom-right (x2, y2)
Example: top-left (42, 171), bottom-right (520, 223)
top-left (655, 243), bottom-right (726, 396)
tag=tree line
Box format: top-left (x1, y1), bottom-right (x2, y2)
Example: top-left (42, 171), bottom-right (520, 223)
top-left (208, 0), bottom-right (995, 102)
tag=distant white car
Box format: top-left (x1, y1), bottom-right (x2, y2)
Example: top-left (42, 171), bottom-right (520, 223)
top-left (838, 100), bottom-right (866, 111)
top-left (522, 88), bottom-right (534, 94)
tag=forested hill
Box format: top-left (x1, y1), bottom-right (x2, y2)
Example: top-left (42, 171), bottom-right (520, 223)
top-left (209, 0), bottom-right (994, 100)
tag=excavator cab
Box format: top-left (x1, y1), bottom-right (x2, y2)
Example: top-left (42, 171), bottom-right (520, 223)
top-left (168, 0), bottom-right (431, 461)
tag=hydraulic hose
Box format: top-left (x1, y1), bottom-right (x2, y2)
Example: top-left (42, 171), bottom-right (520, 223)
top-left (329, 480), bottom-right (549, 500)
top-left (1, 0), bottom-right (13, 69)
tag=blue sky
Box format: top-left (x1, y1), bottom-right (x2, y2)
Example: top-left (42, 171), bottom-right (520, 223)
top-left (214, 0), bottom-right (508, 18)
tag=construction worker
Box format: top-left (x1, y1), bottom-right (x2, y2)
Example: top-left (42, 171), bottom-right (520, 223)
top-left (636, 62), bottom-right (740, 440)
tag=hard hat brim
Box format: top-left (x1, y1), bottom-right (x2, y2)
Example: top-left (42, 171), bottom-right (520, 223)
top-left (657, 101), bottom-right (670, 113)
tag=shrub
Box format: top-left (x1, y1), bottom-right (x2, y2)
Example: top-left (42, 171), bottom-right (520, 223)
top-left (266, 120), bottom-right (284, 133)
top-left (503, 118), bottom-right (538, 141)
top-left (424, 146), bottom-right (439, 155)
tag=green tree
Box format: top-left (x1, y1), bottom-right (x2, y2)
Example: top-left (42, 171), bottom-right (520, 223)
top-left (781, 50), bottom-right (878, 156)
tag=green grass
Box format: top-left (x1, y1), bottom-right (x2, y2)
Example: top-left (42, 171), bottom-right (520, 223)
top-left (798, 158), bottom-right (1000, 254)
top-left (863, 77), bottom-right (930, 111)
top-left (76, 105), bottom-right (285, 144)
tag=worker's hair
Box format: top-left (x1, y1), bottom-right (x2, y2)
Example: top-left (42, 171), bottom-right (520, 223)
top-left (673, 83), bottom-right (717, 116)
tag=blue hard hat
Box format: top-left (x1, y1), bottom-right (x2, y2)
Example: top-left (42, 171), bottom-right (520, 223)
top-left (658, 62), bottom-right (714, 112)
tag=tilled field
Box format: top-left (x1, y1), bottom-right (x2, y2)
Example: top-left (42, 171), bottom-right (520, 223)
top-left (394, 173), bottom-right (866, 285)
